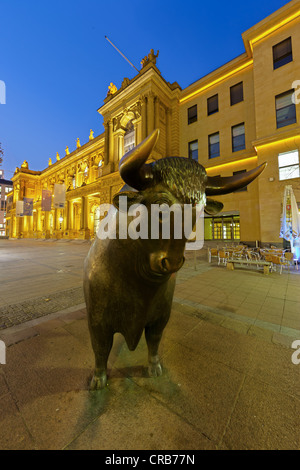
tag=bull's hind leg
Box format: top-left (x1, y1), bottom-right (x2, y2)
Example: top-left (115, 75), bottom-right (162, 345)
top-left (145, 322), bottom-right (166, 377)
top-left (89, 325), bottom-right (113, 391)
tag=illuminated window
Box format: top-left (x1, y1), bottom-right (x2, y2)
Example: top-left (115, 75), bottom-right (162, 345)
top-left (207, 94), bottom-right (218, 115)
top-left (276, 90), bottom-right (296, 129)
top-left (84, 166), bottom-right (89, 178)
top-left (188, 105), bottom-right (197, 124)
top-left (273, 37), bottom-right (292, 70)
top-left (124, 121), bottom-right (135, 155)
top-left (206, 217), bottom-right (238, 240)
top-left (230, 82), bottom-right (243, 106)
top-left (72, 177), bottom-right (76, 189)
top-left (278, 150), bottom-right (300, 181)
top-left (232, 123), bottom-right (245, 152)
top-left (188, 140), bottom-right (198, 161)
top-left (208, 132), bottom-right (220, 159)
top-left (205, 215), bottom-right (240, 241)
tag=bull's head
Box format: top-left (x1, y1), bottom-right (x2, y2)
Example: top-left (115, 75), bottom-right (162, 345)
top-left (113, 129), bottom-right (265, 278)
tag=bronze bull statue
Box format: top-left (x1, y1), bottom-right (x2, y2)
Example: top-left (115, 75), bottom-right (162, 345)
top-left (84, 129), bottom-right (265, 390)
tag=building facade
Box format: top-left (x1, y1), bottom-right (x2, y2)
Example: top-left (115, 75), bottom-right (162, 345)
top-left (0, 170), bottom-right (13, 237)
top-left (6, 1), bottom-right (300, 246)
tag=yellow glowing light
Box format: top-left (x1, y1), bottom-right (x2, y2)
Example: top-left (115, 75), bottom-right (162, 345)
top-left (180, 60), bottom-right (253, 104)
top-left (205, 156), bottom-right (258, 174)
top-left (254, 135), bottom-right (300, 150)
top-left (249, 10), bottom-right (300, 51)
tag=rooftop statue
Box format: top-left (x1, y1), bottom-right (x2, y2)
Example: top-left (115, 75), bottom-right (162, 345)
top-left (106, 82), bottom-right (118, 97)
top-left (141, 49), bottom-right (159, 68)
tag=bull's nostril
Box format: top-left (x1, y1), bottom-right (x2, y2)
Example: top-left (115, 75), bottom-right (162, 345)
top-left (161, 258), bottom-right (168, 271)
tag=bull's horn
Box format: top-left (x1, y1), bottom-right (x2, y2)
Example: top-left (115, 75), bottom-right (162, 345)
top-left (119, 129), bottom-right (160, 190)
top-left (205, 162), bottom-right (266, 196)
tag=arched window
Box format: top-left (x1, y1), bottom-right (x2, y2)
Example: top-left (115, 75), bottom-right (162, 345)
top-left (72, 176), bottom-right (76, 189)
top-left (84, 165), bottom-right (89, 179)
top-left (124, 121), bottom-right (135, 155)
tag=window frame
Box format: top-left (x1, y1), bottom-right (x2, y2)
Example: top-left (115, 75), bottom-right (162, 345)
top-left (187, 105), bottom-right (197, 125)
top-left (273, 37), bottom-right (293, 70)
top-left (207, 94), bottom-right (219, 116)
top-left (208, 132), bottom-right (220, 159)
top-left (188, 140), bottom-right (198, 161)
top-left (278, 150), bottom-right (300, 181)
top-left (230, 82), bottom-right (244, 106)
top-left (232, 123), bottom-right (245, 153)
top-left (275, 90), bottom-right (297, 129)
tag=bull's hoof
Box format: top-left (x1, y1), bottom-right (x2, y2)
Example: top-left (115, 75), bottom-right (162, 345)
top-left (90, 372), bottom-right (108, 390)
top-left (148, 359), bottom-right (163, 377)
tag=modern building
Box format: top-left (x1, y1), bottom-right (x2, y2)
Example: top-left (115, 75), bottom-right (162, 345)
top-left (0, 170), bottom-right (13, 238)
top-left (6, 0), bottom-right (300, 246)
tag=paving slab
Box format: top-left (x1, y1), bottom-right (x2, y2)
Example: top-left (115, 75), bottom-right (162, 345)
top-left (0, 240), bottom-right (300, 450)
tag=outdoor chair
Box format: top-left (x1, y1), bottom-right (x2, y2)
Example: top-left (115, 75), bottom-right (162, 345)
top-left (208, 248), bottom-right (218, 263)
top-left (218, 250), bottom-right (229, 265)
top-left (283, 252), bottom-right (298, 271)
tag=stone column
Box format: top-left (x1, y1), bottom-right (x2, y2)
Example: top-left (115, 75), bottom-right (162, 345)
top-left (64, 201), bottom-right (69, 231)
top-left (80, 196), bottom-right (85, 230)
top-left (68, 200), bottom-right (73, 231)
top-left (147, 92), bottom-right (155, 135)
top-left (166, 108), bottom-right (171, 157)
top-left (104, 121), bottom-right (109, 165)
top-left (154, 97), bottom-right (160, 130)
top-left (108, 119), bottom-right (114, 163)
top-left (141, 96), bottom-right (147, 140)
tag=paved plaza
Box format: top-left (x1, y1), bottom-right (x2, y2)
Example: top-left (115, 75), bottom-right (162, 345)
top-left (0, 239), bottom-right (300, 450)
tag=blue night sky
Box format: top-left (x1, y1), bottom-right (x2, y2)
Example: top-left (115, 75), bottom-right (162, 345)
top-left (0, 0), bottom-right (290, 178)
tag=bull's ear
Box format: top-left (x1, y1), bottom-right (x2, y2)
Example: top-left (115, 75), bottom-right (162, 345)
top-left (113, 191), bottom-right (144, 211)
top-left (205, 198), bottom-right (223, 215)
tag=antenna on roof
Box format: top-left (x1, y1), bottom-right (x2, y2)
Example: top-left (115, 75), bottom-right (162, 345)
top-left (105, 36), bottom-right (139, 73)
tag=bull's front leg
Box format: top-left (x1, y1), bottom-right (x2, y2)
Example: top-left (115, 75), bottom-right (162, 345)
top-left (145, 323), bottom-right (166, 377)
top-left (89, 324), bottom-right (114, 391)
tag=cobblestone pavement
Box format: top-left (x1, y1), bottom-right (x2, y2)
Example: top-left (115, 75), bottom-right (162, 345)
top-left (0, 286), bottom-right (84, 329)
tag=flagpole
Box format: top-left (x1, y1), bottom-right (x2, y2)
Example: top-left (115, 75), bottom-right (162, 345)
top-left (105, 36), bottom-right (139, 72)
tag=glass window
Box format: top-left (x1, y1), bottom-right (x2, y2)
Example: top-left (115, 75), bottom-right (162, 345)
top-left (278, 150), bottom-right (300, 181)
top-left (276, 90), bottom-right (296, 128)
top-left (205, 215), bottom-right (240, 241)
top-left (72, 176), bottom-right (76, 189)
top-left (230, 82), bottom-right (243, 106)
top-left (233, 169), bottom-right (247, 192)
top-left (232, 123), bottom-right (245, 152)
top-left (213, 217), bottom-right (223, 240)
top-left (207, 95), bottom-right (218, 115)
top-left (188, 140), bottom-right (198, 161)
top-left (188, 105), bottom-right (197, 124)
top-left (273, 37), bottom-right (292, 70)
top-left (208, 132), bottom-right (220, 159)
top-left (233, 216), bottom-right (240, 240)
